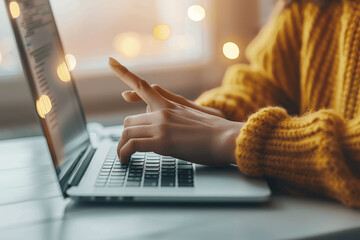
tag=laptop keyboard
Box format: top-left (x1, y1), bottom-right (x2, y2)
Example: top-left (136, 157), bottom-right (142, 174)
top-left (95, 148), bottom-right (194, 188)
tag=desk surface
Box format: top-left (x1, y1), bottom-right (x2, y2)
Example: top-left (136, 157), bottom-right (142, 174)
top-left (1, 127), bottom-right (360, 240)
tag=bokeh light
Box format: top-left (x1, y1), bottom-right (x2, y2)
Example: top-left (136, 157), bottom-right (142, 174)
top-left (9, 1), bottom-right (20, 19)
top-left (187, 5), bottom-right (206, 22)
top-left (113, 32), bottom-right (142, 58)
top-left (153, 24), bottom-right (172, 41)
top-left (65, 54), bottom-right (76, 71)
top-left (57, 61), bottom-right (71, 82)
top-left (223, 42), bottom-right (240, 60)
top-left (36, 95), bottom-right (52, 119)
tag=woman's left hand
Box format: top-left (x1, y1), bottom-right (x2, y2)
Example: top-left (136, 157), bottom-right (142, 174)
top-left (109, 57), bottom-right (244, 165)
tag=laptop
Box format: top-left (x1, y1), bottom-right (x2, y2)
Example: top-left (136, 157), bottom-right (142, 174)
top-left (5, 0), bottom-right (270, 202)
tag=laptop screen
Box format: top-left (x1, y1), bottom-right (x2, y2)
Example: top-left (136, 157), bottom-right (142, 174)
top-left (5, 0), bottom-right (90, 182)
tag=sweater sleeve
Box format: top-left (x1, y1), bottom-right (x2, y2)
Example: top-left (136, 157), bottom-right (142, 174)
top-left (237, 107), bottom-right (360, 207)
top-left (195, 2), bottom-right (303, 121)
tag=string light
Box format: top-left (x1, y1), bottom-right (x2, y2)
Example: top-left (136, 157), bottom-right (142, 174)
top-left (9, 1), bottom-right (20, 19)
top-left (36, 95), bottom-right (52, 119)
top-left (223, 42), bottom-right (240, 60)
top-left (57, 61), bottom-right (71, 82)
top-left (153, 24), bottom-right (171, 41)
top-left (187, 5), bottom-right (206, 22)
top-left (113, 32), bottom-right (142, 58)
top-left (65, 54), bottom-right (76, 71)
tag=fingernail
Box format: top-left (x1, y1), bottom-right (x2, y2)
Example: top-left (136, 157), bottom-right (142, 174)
top-left (109, 57), bottom-right (121, 67)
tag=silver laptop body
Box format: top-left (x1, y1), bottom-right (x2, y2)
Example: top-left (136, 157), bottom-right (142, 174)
top-left (5, 0), bottom-right (270, 202)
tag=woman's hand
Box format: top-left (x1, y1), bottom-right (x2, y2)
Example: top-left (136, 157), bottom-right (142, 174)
top-left (122, 85), bottom-right (225, 118)
top-left (109, 57), bottom-right (243, 165)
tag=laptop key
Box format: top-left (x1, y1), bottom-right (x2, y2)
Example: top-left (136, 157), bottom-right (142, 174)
top-left (161, 181), bottom-right (175, 187)
top-left (131, 162), bottom-right (144, 166)
top-left (178, 176), bottom-right (193, 180)
top-left (145, 167), bottom-right (160, 171)
top-left (109, 179), bottom-right (125, 183)
top-left (162, 160), bottom-right (175, 163)
top-left (145, 174), bottom-right (159, 179)
top-left (162, 165), bottom-right (175, 169)
top-left (146, 160), bottom-right (160, 164)
top-left (130, 165), bottom-right (144, 170)
top-left (111, 172), bottom-right (126, 176)
top-left (127, 177), bottom-right (142, 182)
top-left (161, 172), bottom-right (175, 177)
top-left (178, 165), bottom-right (193, 170)
top-left (162, 162), bottom-right (175, 166)
top-left (144, 180), bottom-right (158, 187)
top-left (128, 173), bottom-right (142, 177)
top-left (108, 179), bottom-right (125, 183)
top-left (146, 163), bottom-right (160, 168)
top-left (126, 181), bottom-right (141, 187)
top-left (112, 168), bottom-right (127, 172)
top-left (178, 178), bottom-right (193, 183)
top-left (161, 177), bottom-right (175, 183)
top-left (178, 169), bottom-right (193, 175)
top-left (110, 177), bottom-right (125, 181)
top-left (102, 165), bottom-right (112, 169)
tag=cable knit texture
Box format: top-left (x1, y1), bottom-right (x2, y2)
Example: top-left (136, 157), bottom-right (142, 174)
top-left (195, 0), bottom-right (360, 207)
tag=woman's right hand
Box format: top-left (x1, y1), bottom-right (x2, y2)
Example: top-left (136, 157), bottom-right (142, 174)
top-left (121, 84), bottom-right (225, 118)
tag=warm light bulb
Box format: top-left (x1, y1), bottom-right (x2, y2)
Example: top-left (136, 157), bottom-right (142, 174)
top-left (223, 42), bottom-right (240, 60)
top-left (57, 61), bottom-right (71, 82)
top-left (113, 32), bottom-right (142, 58)
top-left (187, 5), bottom-right (206, 22)
top-left (9, 1), bottom-right (20, 19)
top-left (65, 54), bottom-right (76, 71)
top-left (153, 24), bottom-right (171, 41)
top-left (36, 95), bottom-right (52, 119)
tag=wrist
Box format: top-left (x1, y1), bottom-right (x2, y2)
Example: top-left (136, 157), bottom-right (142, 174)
top-left (214, 121), bottom-right (244, 165)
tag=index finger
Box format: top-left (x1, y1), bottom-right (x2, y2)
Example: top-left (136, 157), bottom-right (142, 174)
top-left (109, 57), bottom-right (170, 110)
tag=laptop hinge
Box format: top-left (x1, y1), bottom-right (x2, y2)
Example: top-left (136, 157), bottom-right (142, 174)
top-left (67, 145), bottom-right (96, 188)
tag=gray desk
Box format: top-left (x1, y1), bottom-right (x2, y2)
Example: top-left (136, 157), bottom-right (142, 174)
top-left (1, 126), bottom-right (360, 240)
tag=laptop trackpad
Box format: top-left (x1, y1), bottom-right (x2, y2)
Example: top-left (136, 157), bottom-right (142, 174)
top-left (194, 164), bottom-right (270, 196)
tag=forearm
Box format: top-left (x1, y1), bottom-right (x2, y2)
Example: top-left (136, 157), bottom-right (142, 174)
top-left (236, 107), bottom-right (360, 207)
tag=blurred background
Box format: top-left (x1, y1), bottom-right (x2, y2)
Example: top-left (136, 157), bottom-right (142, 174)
top-left (0, 0), bottom-right (276, 140)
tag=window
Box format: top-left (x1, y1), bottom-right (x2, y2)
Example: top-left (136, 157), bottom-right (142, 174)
top-left (0, 0), bottom-right (208, 77)
top-left (0, 0), bottom-right (275, 139)
top-left (53, 0), bottom-right (208, 74)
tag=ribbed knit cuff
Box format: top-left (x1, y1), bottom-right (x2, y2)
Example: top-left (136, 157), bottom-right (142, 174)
top-left (236, 107), bottom-right (288, 176)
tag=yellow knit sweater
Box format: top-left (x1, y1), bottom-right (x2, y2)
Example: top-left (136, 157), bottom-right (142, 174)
top-left (196, 0), bottom-right (360, 207)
